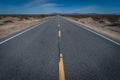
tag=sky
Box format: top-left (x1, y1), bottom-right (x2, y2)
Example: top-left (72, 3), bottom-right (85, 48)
top-left (0, 0), bottom-right (120, 14)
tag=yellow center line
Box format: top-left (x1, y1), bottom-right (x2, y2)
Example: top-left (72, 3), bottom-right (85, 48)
top-left (58, 30), bottom-right (61, 38)
top-left (59, 53), bottom-right (65, 80)
top-left (57, 23), bottom-right (65, 80)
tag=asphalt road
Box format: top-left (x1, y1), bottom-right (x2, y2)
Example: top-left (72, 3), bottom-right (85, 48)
top-left (0, 16), bottom-right (120, 80)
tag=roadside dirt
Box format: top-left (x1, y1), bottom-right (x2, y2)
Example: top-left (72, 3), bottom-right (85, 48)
top-left (65, 17), bottom-right (120, 42)
top-left (0, 17), bottom-right (51, 39)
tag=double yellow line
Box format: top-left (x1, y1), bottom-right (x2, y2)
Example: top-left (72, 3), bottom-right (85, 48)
top-left (57, 23), bottom-right (65, 80)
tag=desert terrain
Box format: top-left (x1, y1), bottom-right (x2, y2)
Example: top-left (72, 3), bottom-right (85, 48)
top-left (0, 15), bottom-right (52, 39)
top-left (63, 14), bottom-right (120, 42)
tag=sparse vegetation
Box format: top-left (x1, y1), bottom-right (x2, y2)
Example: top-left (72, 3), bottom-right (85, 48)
top-left (63, 14), bottom-right (120, 41)
top-left (0, 15), bottom-right (53, 39)
top-left (62, 14), bottom-right (120, 22)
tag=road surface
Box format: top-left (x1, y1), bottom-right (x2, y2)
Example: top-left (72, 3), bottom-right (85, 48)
top-left (0, 16), bottom-right (120, 80)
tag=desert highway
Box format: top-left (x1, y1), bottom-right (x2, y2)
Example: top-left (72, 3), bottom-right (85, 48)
top-left (0, 16), bottom-right (120, 80)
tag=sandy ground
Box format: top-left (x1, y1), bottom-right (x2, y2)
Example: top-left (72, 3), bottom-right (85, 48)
top-left (0, 17), bottom-right (51, 39)
top-left (64, 17), bottom-right (120, 42)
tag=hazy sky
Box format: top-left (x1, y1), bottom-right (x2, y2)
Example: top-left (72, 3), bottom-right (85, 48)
top-left (0, 0), bottom-right (120, 14)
